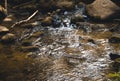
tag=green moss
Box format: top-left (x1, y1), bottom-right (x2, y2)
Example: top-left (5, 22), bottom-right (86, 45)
top-left (108, 72), bottom-right (120, 81)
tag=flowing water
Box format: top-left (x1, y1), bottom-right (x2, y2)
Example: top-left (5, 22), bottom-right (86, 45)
top-left (18, 5), bottom-right (118, 81)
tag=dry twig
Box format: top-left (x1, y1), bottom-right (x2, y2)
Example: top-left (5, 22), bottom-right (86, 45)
top-left (11, 10), bottom-right (38, 28)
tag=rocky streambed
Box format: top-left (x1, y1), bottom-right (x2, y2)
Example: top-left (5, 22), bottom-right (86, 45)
top-left (0, 0), bottom-right (120, 81)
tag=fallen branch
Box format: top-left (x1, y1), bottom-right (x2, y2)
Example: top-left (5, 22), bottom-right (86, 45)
top-left (11, 10), bottom-right (38, 28)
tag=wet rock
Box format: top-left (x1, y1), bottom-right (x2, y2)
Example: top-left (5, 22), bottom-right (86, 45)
top-left (109, 35), bottom-right (120, 43)
top-left (0, 5), bottom-right (7, 23)
top-left (21, 46), bottom-right (39, 52)
top-left (56, 0), bottom-right (75, 10)
top-left (22, 40), bottom-right (32, 46)
top-left (79, 0), bottom-right (95, 4)
top-left (0, 25), bottom-right (9, 35)
top-left (71, 14), bottom-right (84, 23)
top-left (1, 33), bottom-right (15, 43)
top-left (41, 16), bottom-right (53, 26)
top-left (21, 22), bottom-right (39, 29)
top-left (109, 53), bottom-right (120, 60)
top-left (86, 0), bottom-right (120, 21)
top-left (87, 39), bottom-right (95, 44)
top-left (31, 31), bottom-right (44, 38)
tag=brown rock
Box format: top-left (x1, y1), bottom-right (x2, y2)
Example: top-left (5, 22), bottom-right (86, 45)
top-left (86, 0), bottom-right (120, 21)
top-left (1, 33), bottom-right (15, 43)
top-left (0, 25), bottom-right (9, 35)
top-left (56, 0), bottom-right (75, 10)
top-left (41, 16), bottom-right (53, 26)
top-left (71, 14), bottom-right (84, 23)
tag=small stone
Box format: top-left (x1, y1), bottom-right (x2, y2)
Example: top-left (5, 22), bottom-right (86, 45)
top-left (71, 14), bottom-right (84, 23)
top-left (1, 33), bottom-right (15, 43)
top-left (41, 16), bottom-right (53, 26)
top-left (0, 25), bottom-right (9, 35)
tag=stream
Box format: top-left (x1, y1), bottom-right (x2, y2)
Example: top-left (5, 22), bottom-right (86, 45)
top-left (19, 6), bottom-right (117, 81)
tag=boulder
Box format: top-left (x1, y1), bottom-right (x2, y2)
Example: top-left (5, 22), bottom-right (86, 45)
top-left (86, 0), bottom-right (120, 21)
top-left (0, 5), bottom-right (7, 23)
top-left (0, 26), bottom-right (9, 35)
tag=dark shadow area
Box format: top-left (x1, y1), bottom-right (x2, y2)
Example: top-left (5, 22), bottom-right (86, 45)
top-left (111, 0), bottom-right (120, 7)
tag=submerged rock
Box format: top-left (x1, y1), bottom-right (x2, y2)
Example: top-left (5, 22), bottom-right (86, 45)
top-left (86, 0), bottom-right (120, 21)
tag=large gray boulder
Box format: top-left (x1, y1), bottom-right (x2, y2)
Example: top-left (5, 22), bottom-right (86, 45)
top-left (86, 0), bottom-right (120, 21)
